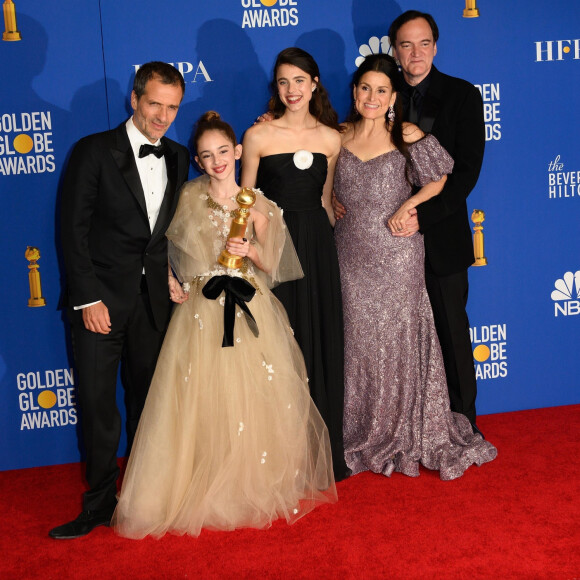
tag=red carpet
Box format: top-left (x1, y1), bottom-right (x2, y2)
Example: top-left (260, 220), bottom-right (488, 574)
top-left (1, 405), bottom-right (578, 579)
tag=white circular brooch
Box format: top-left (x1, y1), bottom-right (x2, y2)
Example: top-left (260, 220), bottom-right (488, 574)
top-left (293, 149), bottom-right (314, 170)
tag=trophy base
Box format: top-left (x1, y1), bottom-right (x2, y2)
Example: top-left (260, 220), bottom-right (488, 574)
top-left (473, 257), bottom-right (488, 267)
top-left (3, 31), bottom-right (22, 41)
top-left (218, 252), bottom-right (242, 270)
top-left (463, 9), bottom-right (479, 17)
top-left (28, 297), bottom-right (46, 307)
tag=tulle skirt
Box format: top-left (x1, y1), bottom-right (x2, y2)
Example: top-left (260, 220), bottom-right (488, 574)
top-left (113, 275), bottom-right (337, 539)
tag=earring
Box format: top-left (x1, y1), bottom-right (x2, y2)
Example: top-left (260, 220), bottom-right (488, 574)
top-left (388, 105), bottom-right (395, 122)
top-left (312, 86), bottom-right (316, 92)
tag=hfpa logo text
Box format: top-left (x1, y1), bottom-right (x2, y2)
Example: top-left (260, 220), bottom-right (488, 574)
top-left (132, 62), bottom-right (213, 83)
top-left (535, 40), bottom-right (580, 62)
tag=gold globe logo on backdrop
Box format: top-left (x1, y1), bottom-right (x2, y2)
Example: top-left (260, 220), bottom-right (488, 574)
top-left (25, 246), bottom-right (46, 307)
top-left (13, 133), bottom-right (33, 153)
top-left (2, 0), bottom-right (21, 41)
top-left (0, 112), bottom-right (56, 175)
top-left (470, 324), bottom-right (508, 380)
top-left (241, 0), bottom-right (298, 29)
top-left (17, 368), bottom-right (77, 430)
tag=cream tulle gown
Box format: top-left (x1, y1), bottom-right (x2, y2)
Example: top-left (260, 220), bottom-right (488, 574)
top-left (113, 175), bottom-right (337, 539)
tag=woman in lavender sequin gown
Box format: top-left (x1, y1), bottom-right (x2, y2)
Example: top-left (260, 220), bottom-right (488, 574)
top-left (334, 55), bottom-right (497, 481)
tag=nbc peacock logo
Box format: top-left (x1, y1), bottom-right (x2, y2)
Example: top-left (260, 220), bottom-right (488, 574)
top-left (355, 37), bottom-right (393, 67)
top-left (551, 270), bottom-right (580, 317)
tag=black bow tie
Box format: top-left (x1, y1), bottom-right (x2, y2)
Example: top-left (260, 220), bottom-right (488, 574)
top-left (139, 142), bottom-right (166, 159)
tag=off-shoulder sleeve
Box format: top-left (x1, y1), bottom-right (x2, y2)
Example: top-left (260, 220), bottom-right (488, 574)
top-left (166, 175), bottom-right (218, 282)
top-left (409, 134), bottom-right (454, 187)
top-left (251, 190), bottom-right (304, 288)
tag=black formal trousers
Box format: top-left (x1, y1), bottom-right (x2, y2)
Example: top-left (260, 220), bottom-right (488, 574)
top-left (61, 123), bottom-right (190, 512)
top-left (424, 263), bottom-right (477, 424)
top-left (413, 67), bottom-right (486, 425)
top-left (70, 281), bottom-right (166, 512)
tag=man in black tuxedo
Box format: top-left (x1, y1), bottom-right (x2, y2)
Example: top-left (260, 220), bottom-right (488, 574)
top-left (50, 62), bottom-right (190, 539)
top-left (388, 11), bottom-right (485, 432)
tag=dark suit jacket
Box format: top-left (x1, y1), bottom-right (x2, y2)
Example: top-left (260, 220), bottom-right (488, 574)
top-left (414, 66), bottom-right (485, 276)
top-left (61, 122), bottom-right (190, 331)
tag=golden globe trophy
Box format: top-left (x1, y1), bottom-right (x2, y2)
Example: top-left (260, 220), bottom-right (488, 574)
top-left (25, 246), bottom-right (46, 306)
top-left (218, 188), bottom-right (256, 269)
top-left (471, 210), bottom-right (488, 266)
top-left (3, 0), bottom-right (21, 41)
top-left (463, 0), bottom-right (480, 18)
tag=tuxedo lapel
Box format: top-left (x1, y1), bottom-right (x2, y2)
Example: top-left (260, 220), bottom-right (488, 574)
top-left (420, 67), bottom-right (445, 134)
top-left (110, 124), bottom-right (148, 218)
top-left (150, 139), bottom-right (180, 240)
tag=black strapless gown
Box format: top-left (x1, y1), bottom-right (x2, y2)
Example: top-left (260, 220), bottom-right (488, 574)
top-left (256, 152), bottom-right (348, 480)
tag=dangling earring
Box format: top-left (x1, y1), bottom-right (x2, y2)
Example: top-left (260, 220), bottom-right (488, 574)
top-left (312, 86), bottom-right (316, 93)
top-left (388, 105), bottom-right (395, 122)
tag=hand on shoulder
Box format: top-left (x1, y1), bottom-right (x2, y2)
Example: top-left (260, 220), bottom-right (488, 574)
top-left (339, 122), bottom-right (354, 146)
top-left (402, 122), bottom-right (425, 144)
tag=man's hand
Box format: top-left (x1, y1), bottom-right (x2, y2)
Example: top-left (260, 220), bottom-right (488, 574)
top-left (169, 276), bottom-right (189, 304)
top-left (331, 192), bottom-right (347, 221)
top-left (82, 302), bottom-right (111, 334)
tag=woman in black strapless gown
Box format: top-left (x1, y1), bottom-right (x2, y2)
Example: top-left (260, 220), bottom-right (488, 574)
top-left (242, 48), bottom-right (348, 480)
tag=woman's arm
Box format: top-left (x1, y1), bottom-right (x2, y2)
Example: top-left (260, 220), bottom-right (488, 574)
top-left (322, 152), bottom-right (339, 227)
top-left (387, 174), bottom-right (447, 235)
top-left (240, 126), bottom-right (262, 188)
top-left (321, 130), bottom-right (342, 226)
top-left (168, 264), bottom-right (189, 303)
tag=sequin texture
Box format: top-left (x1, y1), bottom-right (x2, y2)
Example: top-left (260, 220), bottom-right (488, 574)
top-left (334, 136), bottom-right (497, 481)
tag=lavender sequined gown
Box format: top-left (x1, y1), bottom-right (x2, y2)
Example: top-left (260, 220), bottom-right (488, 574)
top-left (334, 135), bottom-right (497, 481)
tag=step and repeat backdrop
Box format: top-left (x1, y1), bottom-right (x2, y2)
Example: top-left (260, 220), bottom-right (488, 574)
top-left (1, 0), bottom-right (578, 471)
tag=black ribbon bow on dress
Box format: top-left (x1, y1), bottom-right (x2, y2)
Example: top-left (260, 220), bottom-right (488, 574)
top-left (138, 142), bottom-right (166, 159)
top-left (202, 276), bottom-right (259, 347)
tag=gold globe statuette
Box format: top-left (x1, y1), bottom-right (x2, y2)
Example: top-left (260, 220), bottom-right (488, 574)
top-left (463, 0), bottom-right (480, 18)
top-left (3, 0), bottom-right (22, 41)
top-left (471, 209), bottom-right (488, 267)
top-left (218, 188), bottom-right (256, 269)
top-left (25, 246), bottom-right (46, 306)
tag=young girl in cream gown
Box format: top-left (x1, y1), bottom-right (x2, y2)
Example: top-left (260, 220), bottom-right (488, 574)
top-left (112, 112), bottom-right (336, 539)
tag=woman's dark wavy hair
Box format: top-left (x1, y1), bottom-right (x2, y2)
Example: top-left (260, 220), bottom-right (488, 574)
top-left (193, 111), bottom-right (237, 153)
top-left (268, 47), bottom-right (341, 132)
top-left (347, 53), bottom-right (413, 179)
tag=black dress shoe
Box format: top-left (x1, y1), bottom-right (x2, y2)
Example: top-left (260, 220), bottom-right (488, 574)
top-left (49, 508), bottom-right (115, 539)
top-left (471, 423), bottom-right (485, 439)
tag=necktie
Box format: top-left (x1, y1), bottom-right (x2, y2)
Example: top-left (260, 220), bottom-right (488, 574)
top-left (139, 142), bottom-right (166, 159)
top-left (407, 88), bottom-right (419, 124)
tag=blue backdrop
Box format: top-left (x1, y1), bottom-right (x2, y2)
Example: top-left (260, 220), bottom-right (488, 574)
top-left (1, 0), bottom-right (579, 471)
